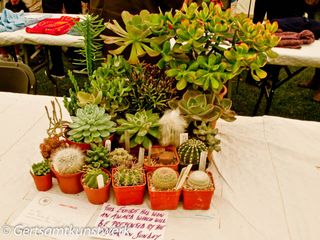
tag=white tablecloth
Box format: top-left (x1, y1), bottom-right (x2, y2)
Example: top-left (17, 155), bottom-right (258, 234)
top-left (0, 13), bottom-right (84, 47)
top-left (0, 92), bottom-right (320, 240)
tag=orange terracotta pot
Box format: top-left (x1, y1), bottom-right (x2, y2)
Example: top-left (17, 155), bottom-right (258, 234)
top-left (112, 168), bottom-right (146, 206)
top-left (82, 170), bottom-right (111, 205)
top-left (51, 167), bottom-right (83, 194)
top-left (143, 145), bottom-right (180, 173)
top-left (147, 172), bottom-right (181, 210)
top-left (30, 172), bottom-right (52, 191)
top-left (182, 172), bottom-right (215, 210)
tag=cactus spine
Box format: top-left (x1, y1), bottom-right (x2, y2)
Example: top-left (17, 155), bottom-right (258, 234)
top-left (187, 171), bottom-right (211, 190)
top-left (109, 148), bottom-right (134, 168)
top-left (151, 167), bottom-right (178, 190)
top-left (83, 168), bottom-right (109, 189)
top-left (114, 167), bottom-right (144, 186)
top-left (52, 147), bottom-right (85, 174)
top-left (178, 138), bottom-right (207, 165)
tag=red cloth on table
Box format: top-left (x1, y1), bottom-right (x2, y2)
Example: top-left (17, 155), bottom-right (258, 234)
top-left (26, 16), bottom-right (80, 35)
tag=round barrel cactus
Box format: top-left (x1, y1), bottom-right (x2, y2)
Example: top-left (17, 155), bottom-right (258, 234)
top-left (187, 171), bottom-right (211, 190)
top-left (52, 147), bottom-right (85, 174)
top-left (151, 167), bottom-right (178, 190)
top-left (113, 167), bottom-right (144, 186)
top-left (178, 138), bottom-right (207, 166)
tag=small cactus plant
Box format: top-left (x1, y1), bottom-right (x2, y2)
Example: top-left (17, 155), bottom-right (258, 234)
top-left (178, 138), bottom-right (207, 166)
top-left (186, 171), bottom-right (212, 190)
top-left (86, 144), bottom-right (111, 169)
top-left (108, 148), bottom-right (135, 168)
top-left (113, 167), bottom-right (145, 187)
top-left (83, 168), bottom-right (110, 189)
top-left (151, 167), bottom-right (178, 191)
top-left (51, 147), bottom-right (85, 174)
top-left (31, 160), bottom-right (51, 176)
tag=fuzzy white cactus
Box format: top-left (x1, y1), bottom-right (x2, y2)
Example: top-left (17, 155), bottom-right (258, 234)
top-left (52, 147), bottom-right (85, 174)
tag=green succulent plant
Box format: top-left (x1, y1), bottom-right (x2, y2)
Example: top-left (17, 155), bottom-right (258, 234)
top-left (31, 160), bottom-right (51, 176)
top-left (116, 110), bottom-right (160, 148)
top-left (151, 167), bottom-right (178, 190)
top-left (83, 168), bottom-right (110, 189)
top-left (113, 167), bottom-right (145, 186)
top-left (86, 144), bottom-right (111, 169)
top-left (193, 121), bottom-right (221, 152)
top-left (67, 104), bottom-right (116, 144)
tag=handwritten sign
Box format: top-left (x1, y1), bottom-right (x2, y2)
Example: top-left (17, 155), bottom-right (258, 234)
top-left (95, 203), bottom-right (168, 240)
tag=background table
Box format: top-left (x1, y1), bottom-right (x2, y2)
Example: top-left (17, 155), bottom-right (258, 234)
top-left (0, 92), bottom-right (319, 240)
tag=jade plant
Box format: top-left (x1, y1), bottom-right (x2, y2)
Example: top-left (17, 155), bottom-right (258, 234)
top-left (31, 160), bottom-right (51, 176)
top-left (151, 167), bottom-right (178, 190)
top-left (178, 138), bottom-right (208, 166)
top-left (113, 167), bottom-right (145, 187)
top-left (83, 168), bottom-right (110, 189)
top-left (51, 147), bottom-right (85, 174)
top-left (193, 121), bottom-right (221, 152)
top-left (108, 148), bottom-right (135, 168)
top-left (86, 144), bottom-right (111, 169)
top-left (116, 110), bottom-right (160, 148)
top-left (185, 170), bottom-right (212, 190)
top-left (67, 104), bottom-right (116, 144)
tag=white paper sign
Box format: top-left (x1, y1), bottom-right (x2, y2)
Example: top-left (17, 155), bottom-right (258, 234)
top-left (179, 133), bottom-right (188, 145)
top-left (10, 192), bottom-right (98, 240)
top-left (95, 203), bottom-right (168, 240)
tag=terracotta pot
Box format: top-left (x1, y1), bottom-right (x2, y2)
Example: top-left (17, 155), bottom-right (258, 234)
top-left (82, 170), bottom-right (111, 205)
top-left (147, 172), bottom-right (181, 210)
top-left (112, 168), bottom-right (146, 205)
top-left (30, 172), bottom-right (52, 191)
top-left (144, 145), bottom-right (180, 172)
top-left (51, 167), bottom-right (83, 194)
top-left (182, 171), bottom-right (215, 210)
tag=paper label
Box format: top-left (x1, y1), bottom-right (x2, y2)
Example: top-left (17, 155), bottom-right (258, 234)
top-left (97, 174), bottom-right (105, 189)
top-left (137, 147), bottom-right (145, 167)
top-left (199, 151), bottom-right (208, 171)
top-left (179, 133), bottom-right (188, 145)
top-left (105, 140), bottom-right (112, 152)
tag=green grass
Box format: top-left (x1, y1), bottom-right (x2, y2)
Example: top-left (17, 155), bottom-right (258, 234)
top-left (34, 55), bottom-right (320, 122)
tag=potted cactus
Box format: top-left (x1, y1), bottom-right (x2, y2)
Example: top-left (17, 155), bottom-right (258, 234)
top-left (82, 168), bottom-right (111, 204)
top-left (108, 148), bottom-right (135, 168)
top-left (51, 147), bottom-right (85, 194)
top-left (143, 145), bottom-right (180, 173)
top-left (30, 160), bottom-right (52, 191)
top-left (116, 110), bottom-right (160, 150)
top-left (112, 166), bottom-right (146, 205)
top-left (178, 138), bottom-right (208, 168)
top-left (147, 167), bottom-right (181, 210)
top-left (86, 143), bottom-right (111, 169)
top-left (66, 104), bottom-right (116, 151)
top-left (182, 170), bottom-right (215, 210)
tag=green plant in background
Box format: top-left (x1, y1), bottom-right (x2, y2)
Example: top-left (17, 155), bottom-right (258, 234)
top-left (186, 170), bottom-right (211, 190)
top-left (86, 144), bottom-right (111, 169)
top-left (108, 148), bottom-right (135, 168)
top-left (116, 110), bottom-right (160, 148)
top-left (51, 147), bottom-right (85, 174)
top-left (151, 167), bottom-right (178, 190)
top-left (67, 104), bottom-right (116, 144)
top-left (73, 14), bottom-right (106, 76)
top-left (83, 168), bottom-right (110, 189)
top-left (31, 160), bottom-right (51, 176)
top-left (63, 70), bottom-right (82, 116)
top-left (178, 138), bottom-right (207, 166)
top-left (193, 121), bottom-right (221, 152)
top-left (130, 63), bottom-right (179, 114)
top-left (113, 167), bottom-right (145, 186)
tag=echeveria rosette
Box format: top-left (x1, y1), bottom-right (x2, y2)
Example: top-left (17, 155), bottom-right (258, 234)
top-left (116, 110), bottom-right (160, 148)
top-left (67, 104), bottom-right (116, 144)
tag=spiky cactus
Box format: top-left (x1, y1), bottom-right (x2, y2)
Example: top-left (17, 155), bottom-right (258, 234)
top-left (108, 148), bottom-right (134, 168)
top-left (178, 138), bottom-right (207, 166)
top-left (83, 168), bottom-right (109, 189)
top-left (151, 167), bottom-right (178, 190)
top-left (52, 147), bottom-right (85, 174)
top-left (113, 167), bottom-right (145, 186)
top-left (67, 104), bottom-right (116, 144)
top-left (186, 171), bottom-right (211, 190)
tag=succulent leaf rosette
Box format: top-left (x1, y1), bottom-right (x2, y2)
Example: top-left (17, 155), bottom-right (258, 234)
top-left (67, 104), bottom-right (116, 144)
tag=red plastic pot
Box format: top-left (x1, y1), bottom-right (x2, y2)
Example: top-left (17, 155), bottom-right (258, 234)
top-left (30, 172), bottom-right (52, 191)
top-left (51, 167), bottom-right (83, 194)
top-left (182, 172), bottom-right (215, 210)
top-left (82, 170), bottom-right (111, 205)
top-left (144, 145), bottom-right (180, 173)
top-left (147, 172), bottom-right (181, 210)
top-left (112, 168), bottom-right (146, 205)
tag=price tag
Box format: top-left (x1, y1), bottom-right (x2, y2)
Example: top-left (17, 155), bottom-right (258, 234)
top-left (97, 174), bottom-right (105, 189)
top-left (137, 147), bottom-right (145, 167)
top-left (199, 151), bottom-right (208, 171)
top-left (104, 140), bottom-right (111, 152)
top-left (179, 133), bottom-right (188, 145)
